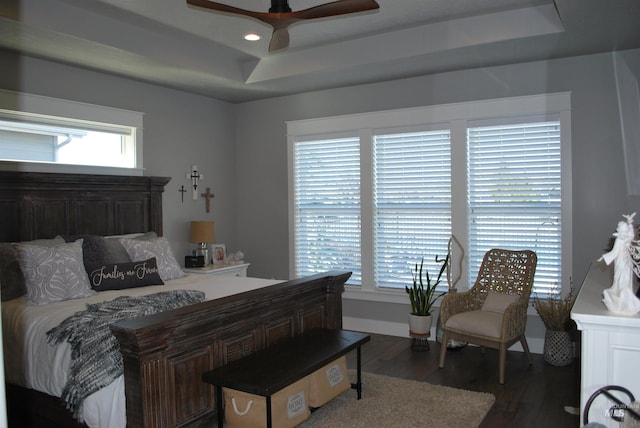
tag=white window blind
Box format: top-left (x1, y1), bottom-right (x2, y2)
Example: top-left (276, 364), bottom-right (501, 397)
top-left (467, 121), bottom-right (562, 295)
top-left (288, 93), bottom-right (571, 299)
top-left (374, 130), bottom-right (451, 289)
top-left (294, 137), bottom-right (362, 283)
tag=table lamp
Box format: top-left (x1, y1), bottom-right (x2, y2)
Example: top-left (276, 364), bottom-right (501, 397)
top-left (189, 221), bottom-right (215, 266)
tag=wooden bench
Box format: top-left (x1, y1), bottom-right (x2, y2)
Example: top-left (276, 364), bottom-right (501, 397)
top-left (202, 328), bottom-right (371, 428)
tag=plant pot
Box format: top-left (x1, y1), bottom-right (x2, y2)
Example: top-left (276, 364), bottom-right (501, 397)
top-left (543, 330), bottom-right (573, 366)
top-left (408, 314), bottom-right (432, 338)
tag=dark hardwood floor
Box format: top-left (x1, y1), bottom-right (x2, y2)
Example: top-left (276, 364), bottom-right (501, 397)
top-left (346, 333), bottom-right (580, 428)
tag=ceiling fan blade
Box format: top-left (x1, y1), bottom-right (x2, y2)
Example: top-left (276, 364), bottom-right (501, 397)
top-left (186, 0), bottom-right (271, 22)
top-left (269, 28), bottom-right (290, 52)
top-left (294, 0), bottom-right (380, 20)
top-left (187, 0), bottom-right (380, 53)
top-left (188, 0), bottom-right (379, 22)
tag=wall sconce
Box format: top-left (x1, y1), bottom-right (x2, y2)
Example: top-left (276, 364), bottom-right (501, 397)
top-left (189, 221), bottom-right (215, 266)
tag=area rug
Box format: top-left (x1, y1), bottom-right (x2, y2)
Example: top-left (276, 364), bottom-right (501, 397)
top-left (299, 371), bottom-right (495, 428)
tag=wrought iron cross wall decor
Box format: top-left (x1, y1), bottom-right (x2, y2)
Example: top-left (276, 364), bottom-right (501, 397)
top-left (185, 165), bottom-right (204, 200)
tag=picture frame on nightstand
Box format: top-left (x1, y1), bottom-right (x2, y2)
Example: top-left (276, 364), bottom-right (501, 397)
top-left (211, 243), bottom-right (226, 264)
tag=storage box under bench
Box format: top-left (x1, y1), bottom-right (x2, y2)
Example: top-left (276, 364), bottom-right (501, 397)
top-left (202, 328), bottom-right (370, 428)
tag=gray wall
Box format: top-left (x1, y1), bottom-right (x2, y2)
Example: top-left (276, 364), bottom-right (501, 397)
top-left (0, 49), bottom-right (238, 260)
top-left (2, 46), bottom-right (640, 346)
top-left (234, 49), bottom-right (640, 343)
top-left (235, 51), bottom-right (640, 283)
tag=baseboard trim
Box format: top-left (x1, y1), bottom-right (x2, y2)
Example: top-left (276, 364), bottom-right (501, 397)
top-left (343, 316), bottom-right (545, 354)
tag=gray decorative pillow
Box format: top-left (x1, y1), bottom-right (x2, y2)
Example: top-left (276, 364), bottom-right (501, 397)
top-left (13, 239), bottom-right (96, 305)
top-left (63, 234), bottom-right (113, 276)
top-left (104, 232), bottom-right (158, 264)
top-left (0, 236), bottom-right (65, 302)
top-left (0, 243), bottom-right (25, 301)
top-left (119, 236), bottom-right (186, 281)
top-left (89, 257), bottom-right (164, 291)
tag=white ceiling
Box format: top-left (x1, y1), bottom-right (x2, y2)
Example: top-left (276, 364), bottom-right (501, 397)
top-left (1, 0), bottom-right (640, 103)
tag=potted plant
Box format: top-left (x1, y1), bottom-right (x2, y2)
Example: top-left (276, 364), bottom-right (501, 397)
top-left (405, 254), bottom-right (449, 339)
top-left (532, 288), bottom-right (576, 366)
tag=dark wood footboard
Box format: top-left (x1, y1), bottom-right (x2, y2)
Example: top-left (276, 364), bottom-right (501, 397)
top-left (110, 270), bottom-right (350, 428)
top-left (0, 171), bottom-right (349, 427)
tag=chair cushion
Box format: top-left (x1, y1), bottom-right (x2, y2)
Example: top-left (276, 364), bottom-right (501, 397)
top-left (445, 310), bottom-right (504, 339)
top-left (482, 291), bottom-right (519, 313)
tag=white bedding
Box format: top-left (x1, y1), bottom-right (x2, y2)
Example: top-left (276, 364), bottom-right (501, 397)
top-left (2, 273), bottom-right (280, 428)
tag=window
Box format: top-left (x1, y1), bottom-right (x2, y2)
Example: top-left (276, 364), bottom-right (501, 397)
top-left (0, 120), bottom-right (135, 168)
top-left (467, 119), bottom-right (562, 295)
top-left (0, 90), bottom-right (143, 174)
top-left (294, 136), bottom-right (362, 282)
top-left (288, 93), bottom-right (571, 299)
top-left (374, 129), bottom-right (451, 289)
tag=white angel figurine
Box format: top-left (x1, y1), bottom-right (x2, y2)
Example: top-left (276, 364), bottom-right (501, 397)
top-left (599, 213), bottom-right (640, 315)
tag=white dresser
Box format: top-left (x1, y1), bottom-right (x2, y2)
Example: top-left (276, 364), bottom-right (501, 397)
top-left (571, 259), bottom-right (640, 426)
top-left (183, 263), bottom-right (250, 277)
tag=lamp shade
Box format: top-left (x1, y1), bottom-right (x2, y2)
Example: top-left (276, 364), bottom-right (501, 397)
top-left (190, 221), bottom-right (215, 243)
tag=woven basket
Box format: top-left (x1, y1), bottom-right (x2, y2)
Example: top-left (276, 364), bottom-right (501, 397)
top-left (543, 330), bottom-right (573, 366)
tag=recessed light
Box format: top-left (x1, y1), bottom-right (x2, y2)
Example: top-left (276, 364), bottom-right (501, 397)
top-left (244, 33), bottom-right (261, 42)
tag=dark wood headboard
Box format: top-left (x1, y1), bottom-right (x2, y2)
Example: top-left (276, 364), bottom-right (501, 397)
top-left (0, 171), bottom-right (170, 242)
top-left (0, 172), bottom-right (352, 428)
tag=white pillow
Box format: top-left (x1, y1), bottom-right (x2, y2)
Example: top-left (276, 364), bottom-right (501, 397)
top-left (13, 239), bottom-right (96, 305)
top-left (481, 291), bottom-right (519, 313)
top-left (119, 237), bottom-right (186, 281)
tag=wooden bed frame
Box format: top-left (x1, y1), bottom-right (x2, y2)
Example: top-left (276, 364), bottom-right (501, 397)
top-left (0, 171), bottom-right (349, 428)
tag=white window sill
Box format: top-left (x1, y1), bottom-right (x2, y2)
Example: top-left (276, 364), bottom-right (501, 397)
top-left (343, 286), bottom-right (409, 304)
top-left (0, 160), bottom-right (144, 176)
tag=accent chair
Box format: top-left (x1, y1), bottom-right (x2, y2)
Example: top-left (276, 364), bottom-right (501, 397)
top-left (438, 248), bottom-right (537, 384)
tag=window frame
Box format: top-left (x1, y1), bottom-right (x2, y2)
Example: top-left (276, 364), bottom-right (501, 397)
top-left (0, 89), bottom-right (144, 175)
top-left (287, 93), bottom-right (572, 304)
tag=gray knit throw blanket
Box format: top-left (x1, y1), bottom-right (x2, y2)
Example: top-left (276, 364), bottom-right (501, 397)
top-left (46, 289), bottom-right (206, 417)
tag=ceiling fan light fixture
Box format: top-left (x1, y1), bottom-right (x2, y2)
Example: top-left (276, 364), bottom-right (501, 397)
top-left (243, 33), bottom-right (261, 41)
top-left (187, 0), bottom-right (380, 52)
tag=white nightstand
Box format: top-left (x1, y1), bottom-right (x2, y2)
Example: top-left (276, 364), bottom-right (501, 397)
top-left (183, 263), bottom-right (250, 277)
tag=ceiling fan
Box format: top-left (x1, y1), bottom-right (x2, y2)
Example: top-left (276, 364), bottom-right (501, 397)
top-left (186, 0), bottom-right (380, 52)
